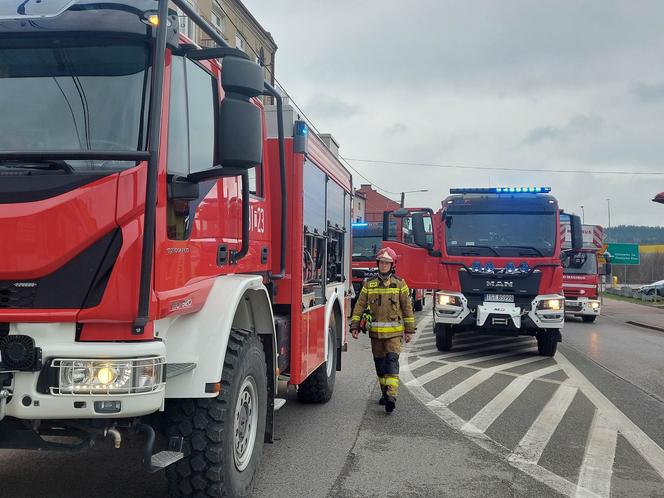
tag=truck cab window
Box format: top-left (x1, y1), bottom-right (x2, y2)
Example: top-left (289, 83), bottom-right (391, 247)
top-left (166, 57), bottom-right (217, 240)
top-left (186, 61), bottom-right (216, 173)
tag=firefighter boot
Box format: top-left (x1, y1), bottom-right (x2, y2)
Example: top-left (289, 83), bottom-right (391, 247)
top-left (384, 352), bottom-right (400, 413)
top-left (374, 357), bottom-right (387, 405)
top-left (384, 394), bottom-right (396, 413)
top-left (379, 385), bottom-right (387, 405)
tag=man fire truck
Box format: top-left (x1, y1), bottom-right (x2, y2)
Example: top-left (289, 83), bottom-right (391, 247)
top-left (561, 221), bottom-right (609, 323)
top-left (0, 1), bottom-right (352, 496)
top-left (383, 187), bottom-right (582, 357)
top-left (351, 221), bottom-right (425, 310)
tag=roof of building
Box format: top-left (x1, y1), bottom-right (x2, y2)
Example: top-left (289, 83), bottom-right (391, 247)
top-left (235, 0), bottom-right (277, 48)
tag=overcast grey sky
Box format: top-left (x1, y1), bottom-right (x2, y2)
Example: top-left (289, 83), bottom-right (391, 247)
top-left (243, 0), bottom-right (664, 226)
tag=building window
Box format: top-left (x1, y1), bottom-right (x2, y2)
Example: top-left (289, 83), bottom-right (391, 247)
top-left (257, 47), bottom-right (265, 66)
top-left (211, 12), bottom-right (224, 34)
top-left (235, 34), bottom-right (246, 52)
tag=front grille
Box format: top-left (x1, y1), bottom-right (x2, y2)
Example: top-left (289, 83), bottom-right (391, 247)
top-left (466, 293), bottom-right (534, 312)
top-left (564, 288), bottom-right (583, 298)
top-left (0, 282), bottom-right (38, 308)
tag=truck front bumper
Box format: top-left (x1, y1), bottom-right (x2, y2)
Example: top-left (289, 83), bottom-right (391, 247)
top-left (1, 323), bottom-right (166, 420)
top-left (433, 292), bottom-right (565, 330)
top-left (564, 297), bottom-right (600, 317)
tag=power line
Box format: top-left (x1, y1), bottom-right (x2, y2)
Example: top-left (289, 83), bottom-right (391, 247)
top-left (343, 157), bottom-right (664, 176)
top-left (214, 3), bottom-right (322, 136)
top-left (210, 6), bottom-right (416, 196)
top-left (338, 156), bottom-right (401, 196)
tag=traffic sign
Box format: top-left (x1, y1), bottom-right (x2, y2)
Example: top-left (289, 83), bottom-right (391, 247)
top-left (605, 243), bottom-right (640, 265)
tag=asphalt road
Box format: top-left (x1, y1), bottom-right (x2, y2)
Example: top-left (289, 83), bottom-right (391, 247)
top-left (1, 301), bottom-right (664, 497)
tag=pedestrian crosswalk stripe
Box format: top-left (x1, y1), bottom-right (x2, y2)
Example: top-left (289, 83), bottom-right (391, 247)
top-left (576, 412), bottom-right (617, 498)
top-left (429, 369), bottom-right (495, 406)
top-left (462, 376), bottom-right (534, 434)
top-left (403, 310), bottom-right (664, 497)
top-left (406, 363), bottom-right (458, 387)
top-left (509, 383), bottom-right (578, 464)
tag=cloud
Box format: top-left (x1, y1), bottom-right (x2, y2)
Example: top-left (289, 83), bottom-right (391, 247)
top-left (304, 94), bottom-right (362, 120)
top-left (522, 114), bottom-right (603, 145)
top-left (384, 123), bottom-right (407, 136)
top-left (242, 0), bottom-right (664, 226)
top-left (633, 82), bottom-right (664, 102)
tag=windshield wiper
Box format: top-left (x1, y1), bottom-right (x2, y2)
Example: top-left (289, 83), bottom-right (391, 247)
top-left (498, 245), bottom-right (545, 257)
top-left (0, 159), bottom-right (74, 174)
top-left (461, 245), bottom-right (500, 256)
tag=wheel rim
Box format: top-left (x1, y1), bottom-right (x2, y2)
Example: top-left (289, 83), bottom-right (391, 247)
top-left (234, 375), bottom-right (259, 472)
top-left (326, 326), bottom-right (334, 377)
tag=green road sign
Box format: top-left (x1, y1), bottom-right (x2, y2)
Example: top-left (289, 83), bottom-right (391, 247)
top-left (606, 243), bottom-right (640, 265)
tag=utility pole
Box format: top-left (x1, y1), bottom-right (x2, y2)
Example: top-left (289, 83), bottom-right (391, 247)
top-left (580, 205), bottom-right (585, 224)
top-left (606, 198), bottom-right (611, 228)
top-left (400, 189), bottom-right (428, 208)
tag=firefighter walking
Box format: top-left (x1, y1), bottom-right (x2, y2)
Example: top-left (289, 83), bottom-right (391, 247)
top-left (350, 248), bottom-right (415, 413)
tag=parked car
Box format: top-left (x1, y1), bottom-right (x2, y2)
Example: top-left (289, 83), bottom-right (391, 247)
top-left (636, 280), bottom-right (664, 296)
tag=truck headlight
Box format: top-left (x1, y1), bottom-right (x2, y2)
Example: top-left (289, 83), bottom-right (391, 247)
top-left (538, 299), bottom-right (563, 311)
top-left (436, 292), bottom-right (461, 307)
top-left (590, 301), bottom-right (600, 309)
top-left (53, 357), bottom-right (164, 395)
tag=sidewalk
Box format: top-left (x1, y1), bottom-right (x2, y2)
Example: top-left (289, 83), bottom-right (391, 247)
top-left (602, 297), bottom-right (664, 332)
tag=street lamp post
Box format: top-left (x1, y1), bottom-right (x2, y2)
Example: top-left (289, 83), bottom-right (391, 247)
top-left (606, 198), bottom-right (611, 228)
top-left (580, 205), bottom-right (585, 224)
top-left (400, 189), bottom-right (429, 207)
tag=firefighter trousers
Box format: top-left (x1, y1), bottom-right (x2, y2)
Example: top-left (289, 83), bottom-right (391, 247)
top-left (371, 336), bottom-right (402, 397)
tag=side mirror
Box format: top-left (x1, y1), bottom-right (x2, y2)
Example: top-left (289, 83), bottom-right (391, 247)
top-left (444, 213), bottom-right (453, 228)
top-left (392, 208), bottom-right (410, 218)
top-left (569, 214), bottom-right (583, 250)
top-left (168, 176), bottom-right (200, 201)
top-left (218, 55), bottom-right (264, 170)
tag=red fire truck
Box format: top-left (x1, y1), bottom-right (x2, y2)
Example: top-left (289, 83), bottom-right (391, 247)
top-left (383, 187), bottom-right (582, 357)
top-left (351, 220), bottom-right (425, 310)
top-left (561, 222), bottom-right (608, 323)
top-left (0, 1), bottom-right (351, 496)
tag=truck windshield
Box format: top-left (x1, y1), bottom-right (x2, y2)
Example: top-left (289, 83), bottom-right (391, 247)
top-left (563, 252), bottom-right (597, 275)
top-left (352, 235), bottom-right (382, 261)
top-left (0, 43), bottom-right (150, 170)
top-left (445, 212), bottom-right (557, 257)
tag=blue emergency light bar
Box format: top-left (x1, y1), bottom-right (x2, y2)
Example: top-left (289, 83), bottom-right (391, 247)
top-left (449, 187), bottom-right (551, 194)
top-left (352, 222), bottom-right (369, 228)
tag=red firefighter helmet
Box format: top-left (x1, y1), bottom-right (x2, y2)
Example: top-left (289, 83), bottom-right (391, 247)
top-left (376, 247), bottom-right (397, 267)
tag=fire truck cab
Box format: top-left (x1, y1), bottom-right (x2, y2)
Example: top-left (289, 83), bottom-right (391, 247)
top-left (561, 222), bottom-right (609, 323)
top-left (0, 1), bottom-right (351, 496)
top-left (383, 187), bottom-right (582, 357)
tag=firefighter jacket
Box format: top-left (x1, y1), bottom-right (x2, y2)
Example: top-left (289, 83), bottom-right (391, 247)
top-left (350, 274), bottom-right (416, 339)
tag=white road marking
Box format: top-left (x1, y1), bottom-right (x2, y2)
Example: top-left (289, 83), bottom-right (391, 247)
top-left (404, 313), bottom-right (664, 497)
top-left (575, 412), bottom-right (618, 498)
top-left (429, 369), bottom-right (495, 406)
top-left (556, 353), bottom-right (664, 483)
top-left (406, 363), bottom-right (458, 387)
top-left (462, 376), bottom-right (534, 434)
top-left (509, 383), bottom-right (578, 464)
top-left (401, 356), bottom-right (441, 372)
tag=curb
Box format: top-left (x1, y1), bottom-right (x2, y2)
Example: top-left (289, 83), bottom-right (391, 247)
top-left (626, 321), bottom-right (664, 333)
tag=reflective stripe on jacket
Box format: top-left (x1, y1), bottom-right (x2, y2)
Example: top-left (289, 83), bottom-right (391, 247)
top-left (350, 274), bottom-right (415, 338)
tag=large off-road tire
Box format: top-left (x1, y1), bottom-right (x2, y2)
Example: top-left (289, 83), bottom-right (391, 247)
top-left (166, 329), bottom-right (267, 498)
top-left (582, 315), bottom-right (596, 323)
top-left (297, 314), bottom-right (337, 403)
top-left (434, 323), bottom-right (453, 352)
top-left (537, 331), bottom-right (558, 357)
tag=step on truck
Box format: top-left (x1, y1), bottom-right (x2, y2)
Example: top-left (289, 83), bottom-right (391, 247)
top-left (0, 1), bottom-right (352, 496)
top-left (560, 221), bottom-right (611, 323)
top-left (382, 187), bottom-right (582, 357)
